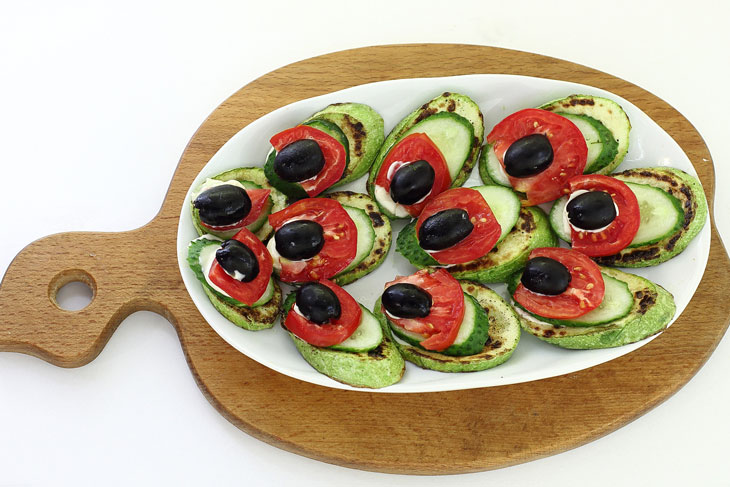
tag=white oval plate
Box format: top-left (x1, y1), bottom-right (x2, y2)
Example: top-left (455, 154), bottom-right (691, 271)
top-left (176, 74), bottom-right (710, 393)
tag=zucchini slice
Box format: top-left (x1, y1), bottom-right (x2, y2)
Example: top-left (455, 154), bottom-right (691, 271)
top-left (187, 237), bottom-right (281, 330)
top-left (190, 167), bottom-right (286, 241)
top-left (375, 281), bottom-right (521, 372)
top-left (396, 206), bottom-right (557, 283)
top-left (539, 95), bottom-right (631, 174)
top-left (367, 92), bottom-right (484, 219)
top-left (516, 267), bottom-right (675, 349)
top-left (282, 292), bottom-right (405, 389)
top-left (594, 167), bottom-right (708, 267)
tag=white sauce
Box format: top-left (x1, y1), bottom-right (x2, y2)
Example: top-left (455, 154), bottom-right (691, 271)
top-left (374, 184), bottom-right (411, 218)
top-left (197, 242), bottom-right (233, 298)
top-left (563, 189), bottom-right (620, 234)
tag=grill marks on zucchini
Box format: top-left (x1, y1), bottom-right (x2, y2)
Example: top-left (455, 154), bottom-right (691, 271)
top-left (594, 167), bottom-right (707, 267)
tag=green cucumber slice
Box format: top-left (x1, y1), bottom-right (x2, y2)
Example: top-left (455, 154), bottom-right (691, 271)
top-left (509, 272), bottom-right (634, 326)
top-left (540, 95), bottom-right (631, 174)
top-left (329, 305), bottom-right (383, 353)
top-left (558, 113), bottom-right (618, 174)
top-left (387, 293), bottom-right (489, 356)
top-left (626, 181), bottom-right (684, 247)
top-left (337, 205), bottom-right (375, 275)
top-left (472, 185), bottom-right (521, 243)
top-left (548, 181), bottom-right (685, 247)
top-left (401, 111), bottom-right (475, 182)
top-left (479, 143), bottom-right (511, 187)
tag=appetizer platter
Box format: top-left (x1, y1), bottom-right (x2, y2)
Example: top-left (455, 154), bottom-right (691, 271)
top-left (178, 74), bottom-right (710, 392)
top-left (0, 45), bottom-right (728, 474)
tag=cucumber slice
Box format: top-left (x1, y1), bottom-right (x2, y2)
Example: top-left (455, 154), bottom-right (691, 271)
top-left (548, 181), bottom-right (685, 247)
top-left (329, 305), bottom-right (383, 353)
top-left (539, 95), bottom-right (631, 174)
top-left (401, 112), bottom-right (475, 182)
top-left (337, 205), bottom-right (375, 275)
top-left (479, 143), bottom-right (511, 187)
top-left (558, 113), bottom-right (618, 174)
top-left (626, 181), bottom-right (684, 247)
top-left (387, 293), bottom-right (489, 356)
top-left (509, 272), bottom-right (634, 326)
top-left (472, 185), bottom-right (521, 243)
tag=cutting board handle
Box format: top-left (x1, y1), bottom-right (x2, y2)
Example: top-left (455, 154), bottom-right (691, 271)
top-left (0, 222), bottom-right (178, 367)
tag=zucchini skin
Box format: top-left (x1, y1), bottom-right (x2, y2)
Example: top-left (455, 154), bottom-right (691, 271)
top-left (375, 281), bottom-right (521, 373)
top-left (395, 206), bottom-right (557, 283)
top-left (594, 167), bottom-right (708, 267)
top-left (517, 267), bottom-right (675, 349)
top-left (281, 292), bottom-right (405, 389)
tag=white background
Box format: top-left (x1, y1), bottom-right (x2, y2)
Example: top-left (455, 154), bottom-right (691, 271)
top-left (1, 1), bottom-right (729, 485)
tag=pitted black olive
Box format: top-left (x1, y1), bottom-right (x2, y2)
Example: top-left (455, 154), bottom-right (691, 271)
top-left (382, 283), bottom-right (432, 319)
top-left (275, 220), bottom-right (325, 261)
top-left (504, 133), bottom-right (554, 178)
top-left (193, 184), bottom-right (251, 226)
top-left (418, 209), bottom-right (473, 251)
top-left (521, 257), bottom-right (571, 295)
top-left (389, 160), bottom-right (435, 205)
top-left (567, 191), bottom-right (616, 230)
top-left (273, 139), bottom-right (325, 182)
top-left (295, 282), bottom-right (341, 324)
top-left (215, 240), bottom-right (259, 282)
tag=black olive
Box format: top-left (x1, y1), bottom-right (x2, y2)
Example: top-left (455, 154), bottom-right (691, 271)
top-left (273, 139), bottom-right (325, 182)
top-left (215, 240), bottom-right (259, 282)
top-left (295, 282), bottom-right (341, 324)
top-left (521, 257), bottom-right (571, 295)
top-left (274, 220), bottom-right (325, 261)
top-left (567, 191), bottom-right (617, 230)
top-left (382, 283), bottom-right (432, 319)
top-left (389, 160), bottom-right (435, 205)
top-left (504, 133), bottom-right (554, 178)
top-left (193, 184), bottom-right (251, 226)
top-left (418, 209), bottom-right (474, 251)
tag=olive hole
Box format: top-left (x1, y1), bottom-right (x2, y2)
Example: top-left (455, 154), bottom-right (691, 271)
top-left (49, 270), bottom-right (96, 311)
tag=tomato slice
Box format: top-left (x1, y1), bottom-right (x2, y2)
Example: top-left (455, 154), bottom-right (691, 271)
top-left (567, 175), bottom-right (640, 257)
top-left (208, 227), bottom-right (273, 306)
top-left (267, 198), bottom-right (357, 283)
top-left (199, 188), bottom-right (271, 232)
top-left (270, 125), bottom-right (347, 197)
top-left (513, 247), bottom-right (605, 319)
top-left (488, 108), bottom-right (587, 205)
top-left (374, 133), bottom-right (451, 216)
top-left (284, 280), bottom-right (362, 347)
top-left (383, 268), bottom-right (465, 351)
top-left (415, 187), bottom-right (501, 265)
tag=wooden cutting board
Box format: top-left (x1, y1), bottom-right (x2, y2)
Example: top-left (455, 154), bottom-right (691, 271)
top-left (1, 44), bottom-right (728, 474)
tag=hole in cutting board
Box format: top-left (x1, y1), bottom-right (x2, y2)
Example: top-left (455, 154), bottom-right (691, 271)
top-left (49, 269), bottom-right (96, 311)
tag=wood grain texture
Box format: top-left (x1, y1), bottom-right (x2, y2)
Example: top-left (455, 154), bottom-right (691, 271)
top-left (1, 44), bottom-right (728, 474)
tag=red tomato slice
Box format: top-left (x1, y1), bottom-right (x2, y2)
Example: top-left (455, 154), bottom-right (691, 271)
top-left (200, 188), bottom-right (271, 232)
top-left (383, 268), bottom-right (465, 351)
top-left (208, 227), bottom-right (273, 306)
top-left (513, 247), bottom-right (605, 319)
top-left (267, 198), bottom-right (357, 283)
top-left (270, 125), bottom-right (346, 197)
top-left (374, 133), bottom-right (451, 216)
top-left (284, 280), bottom-right (362, 347)
top-left (415, 187), bottom-right (501, 265)
top-left (488, 108), bottom-right (587, 205)
top-left (567, 175), bottom-right (640, 257)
